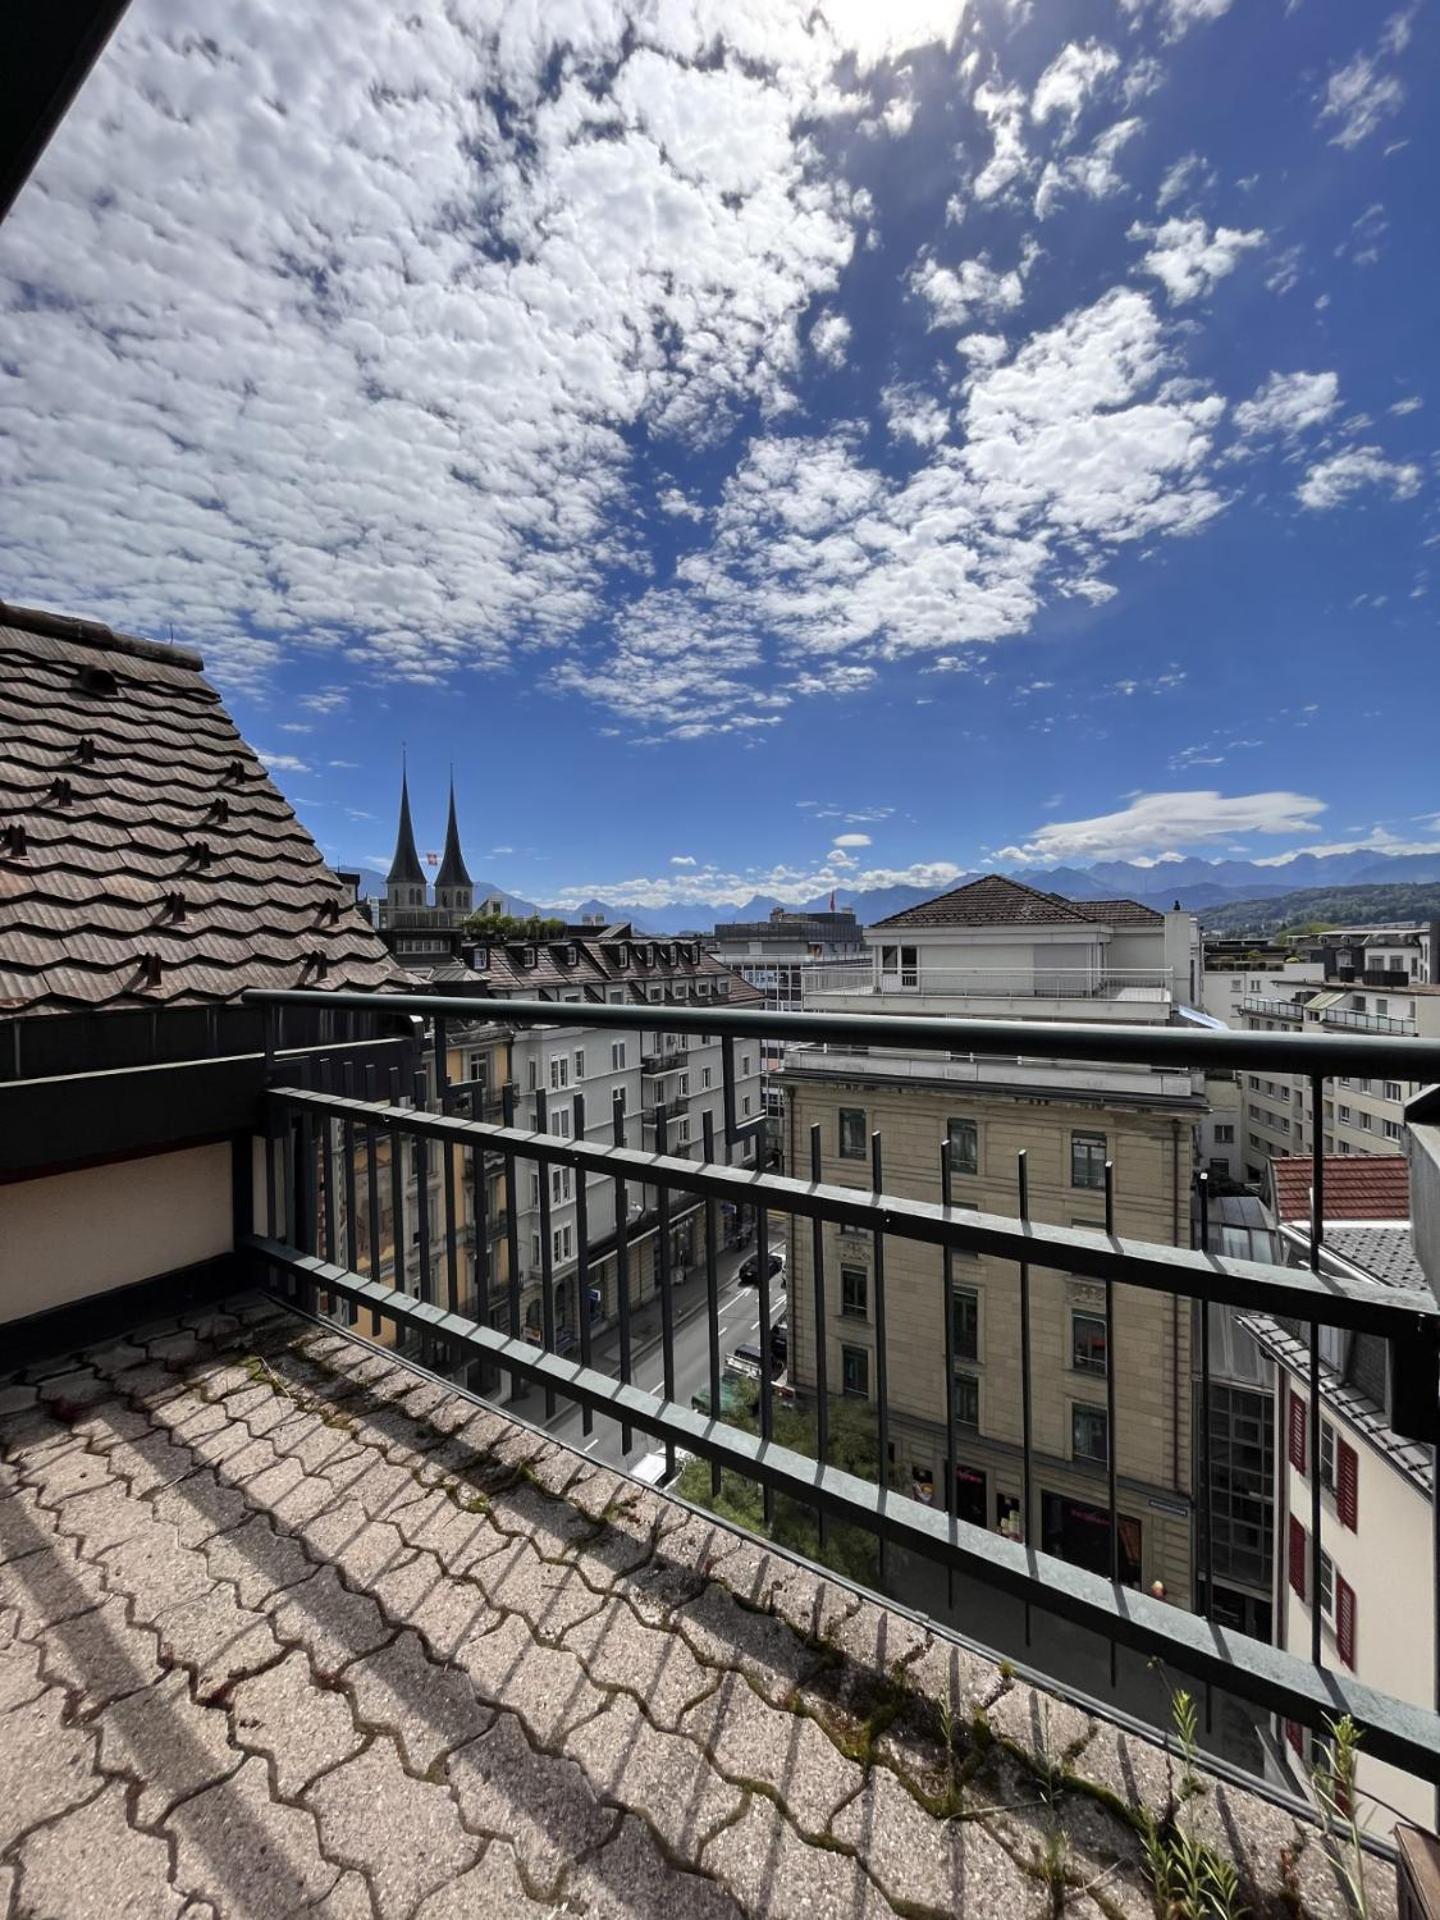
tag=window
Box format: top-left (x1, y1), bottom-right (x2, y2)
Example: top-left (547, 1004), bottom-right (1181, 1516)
top-left (954, 1373), bottom-right (980, 1429)
top-left (552, 1167), bottom-right (572, 1204)
top-left (742, 1095), bottom-right (751, 1117)
top-left (549, 1055), bottom-right (569, 1091)
top-left (1072, 1404), bottom-right (1109, 1464)
top-left (839, 1108), bottom-right (867, 1159)
top-left (1318, 1546), bottom-right (1335, 1623)
top-left (1384, 1080), bottom-right (1403, 1102)
top-left (530, 1233), bottom-right (541, 1268)
top-left (527, 1058), bottom-right (539, 1091)
top-left (1319, 1419), bottom-right (1336, 1494)
top-left (1071, 1132), bottom-right (1107, 1189)
top-left (615, 1086), bottom-right (627, 1115)
top-left (1384, 1119), bottom-right (1403, 1142)
top-left (1214, 1124), bottom-right (1234, 1143)
top-left (679, 1074), bottom-right (689, 1096)
top-left (1072, 1312), bottom-right (1108, 1377)
top-left (552, 1224), bottom-right (573, 1264)
top-left (530, 1172), bottom-right (541, 1207)
top-left (611, 1041), bottom-right (626, 1072)
top-left (702, 1066), bottom-right (712, 1089)
top-left (946, 1117), bottom-right (978, 1176)
top-left (1337, 1104), bottom-right (1352, 1123)
top-left (951, 1287), bottom-right (979, 1361)
top-left (552, 1109), bottom-right (571, 1139)
top-left (574, 1049), bottom-right (585, 1081)
top-left (841, 1267), bottom-right (868, 1318)
top-left (1358, 1111), bottom-right (1373, 1132)
top-left (842, 1346), bottom-right (870, 1399)
top-left (741, 1054), bottom-right (752, 1077)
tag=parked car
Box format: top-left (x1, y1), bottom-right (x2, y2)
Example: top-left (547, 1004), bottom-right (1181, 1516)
top-left (738, 1246), bottom-right (786, 1286)
top-left (630, 1447), bottom-right (694, 1488)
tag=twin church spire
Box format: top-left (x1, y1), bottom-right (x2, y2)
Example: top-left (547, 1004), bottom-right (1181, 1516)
top-left (385, 764), bottom-right (474, 914)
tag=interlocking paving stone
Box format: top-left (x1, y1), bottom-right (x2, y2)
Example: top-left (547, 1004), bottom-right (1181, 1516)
top-left (1063, 1715), bottom-right (1176, 1822)
top-left (563, 1590), bottom-right (719, 1729)
top-left (345, 1629), bottom-right (493, 1773)
top-left (410, 1842), bottom-right (559, 1918)
top-left (486, 1481), bottom-right (599, 1558)
top-left (104, 1429), bottom-right (195, 1496)
top-left (95, 1671), bottom-right (243, 1824)
top-left (150, 1470), bottom-right (254, 1550)
top-left (0, 1632), bottom-right (46, 1711)
top-left (477, 1536), bottom-right (608, 1643)
top-left (565, 1692), bottom-right (744, 1860)
top-left (453, 1611), bottom-right (600, 1749)
top-left (703, 1794), bottom-right (901, 1918)
top-left (0, 1532), bottom-right (108, 1637)
top-left (166, 1753), bottom-right (339, 1917)
top-left (102, 1523), bottom-right (214, 1617)
top-left (987, 1678), bottom-right (1099, 1773)
top-left (308, 1869), bottom-right (377, 1920)
top-left (242, 1452), bottom-right (340, 1527)
top-left (832, 1764), bottom-right (1041, 1915)
top-left (300, 1502), bottom-right (411, 1587)
top-left (20, 1441), bottom-right (115, 1505)
top-left (199, 1512), bottom-right (315, 1610)
top-left (230, 1649), bottom-right (365, 1795)
top-left (674, 1581), bottom-right (822, 1706)
top-left (35, 1590), bottom-right (164, 1711)
top-left (570, 1810), bottom-right (746, 1919)
top-left (16, 1778), bottom-right (185, 1919)
top-left (396, 1563), bottom-right (499, 1664)
top-left (45, 1480), bottom-right (157, 1557)
top-left (388, 1490), bottom-right (509, 1579)
top-left (0, 1482), bottom-right (63, 1564)
top-left (0, 1688), bottom-right (100, 1851)
top-left (448, 1712), bottom-right (616, 1896)
top-left (305, 1735), bottom-right (481, 1920)
top-left (681, 1670), bottom-right (866, 1839)
top-left (152, 1586), bottom-right (284, 1696)
top-left (264, 1566), bottom-right (393, 1678)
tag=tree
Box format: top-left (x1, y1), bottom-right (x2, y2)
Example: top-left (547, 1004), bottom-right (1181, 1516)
top-left (459, 911), bottom-right (569, 941)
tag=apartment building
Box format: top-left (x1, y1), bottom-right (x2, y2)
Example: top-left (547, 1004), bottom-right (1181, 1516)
top-left (1242, 1156), bottom-right (1433, 1827)
top-left (785, 875), bottom-right (1204, 1601)
top-left (709, 904), bottom-right (866, 1010)
top-left (424, 929), bottom-right (764, 1353)
top-left (1237, 980), bottom-right (1440, 1178)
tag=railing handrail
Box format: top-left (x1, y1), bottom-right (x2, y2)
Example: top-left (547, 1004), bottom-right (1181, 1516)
top-left (244, 987), bottom-right (1440, 1080)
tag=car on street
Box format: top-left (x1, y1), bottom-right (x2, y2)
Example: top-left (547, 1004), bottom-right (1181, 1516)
top-left (738, 1245), bottom-right (786, 1286)
top-left (630, 1447), bottom-right (694, 1488)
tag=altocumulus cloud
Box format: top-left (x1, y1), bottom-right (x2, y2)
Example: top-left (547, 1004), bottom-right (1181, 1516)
top-left (995, 789), bottom-right (1329, 864)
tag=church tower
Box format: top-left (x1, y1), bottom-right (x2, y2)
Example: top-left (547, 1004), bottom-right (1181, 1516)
top-left (434, 776), bottom-right (474, 917)
top-left (384, 763), bottom-right (427, 916)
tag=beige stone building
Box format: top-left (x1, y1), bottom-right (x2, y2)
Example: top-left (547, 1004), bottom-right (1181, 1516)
top-left (784, 875), bottom-right (1205, 1604)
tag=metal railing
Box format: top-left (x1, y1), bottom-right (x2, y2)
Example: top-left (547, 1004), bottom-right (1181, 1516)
top-left (801, 962), bottom-right (1176, 1000)
top-left (1323, 1006), bottom-right (1419, 1037)
top-left (243, 986), bottom-right (1440, 1795)
top-left (1239, 997), bottom-right (1311, 1021)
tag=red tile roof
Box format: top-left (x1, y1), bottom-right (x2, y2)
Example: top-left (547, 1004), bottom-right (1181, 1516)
top-left (0, 601), bottom-right (405, 1015)
top-left (1268, 1154), bottom-right (1409, 1225)
top-left (870, 873), bottom-right (1159, 930)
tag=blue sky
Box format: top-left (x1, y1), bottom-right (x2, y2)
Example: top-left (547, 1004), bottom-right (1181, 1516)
top-left (2, 0), bottom-right (1435, 909)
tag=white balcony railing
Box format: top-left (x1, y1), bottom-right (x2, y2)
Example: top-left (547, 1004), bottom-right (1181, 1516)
top-left (800, 963), bottom-right (1174, 1001)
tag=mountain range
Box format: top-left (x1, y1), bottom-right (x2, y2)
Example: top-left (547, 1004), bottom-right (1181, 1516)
top-left (380, 847), bottom-right (1440, 935)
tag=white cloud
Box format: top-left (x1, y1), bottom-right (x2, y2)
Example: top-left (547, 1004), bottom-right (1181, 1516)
top-left (1156, 152), bottom-right (1214, 210)
top-left (882, 383), bottom-right (950, 447)
top-left (670, 854), bottom-right (697, 866)
top-left (658, 488), bottom-right (707, 522)
top-left (1031, 43), bottom-right (1120, 126)
top-left (971, 82), bottom-right (1031, 203)
top-left (1035, 118), bottom-right (1142, 220)
top-left (996, 789), bottom-right (1327, 864)
top-left (278, 722), bottom-right (313, 734)
top-left (1132, 216), bottom-right (1265, 303)
top-left (812, 310), bottom-right (853, 367)
top-left (546, 856), bottom-right (968, 912)
top-left (832, 832), bottom-right (873, 848)
top-left (1120, 0), bottom-right (1236, 39)
top-left (789, 664), bottom-right (878, 695)
top-left (1319, 14), bottom-right (1411, 148)
top-left (913, 252), bottom-right (1028, 329)
top-left (1234, 370), bottom-right (1339, 438)
top-left (1255, 827), bottom-right (1440, 866)
top-left (954, 332), bottom-right (1012, 367)
top-left (1390, 395), bottom-right (1423, 416)
top-left (328, 759), bottom-right (360, 769)
top-left (1297, 447), bottom-right (1422, 510)
top-left (257, 749), bottom-right (310, 774)
top-left (301, 687), bottom-right (350, 716)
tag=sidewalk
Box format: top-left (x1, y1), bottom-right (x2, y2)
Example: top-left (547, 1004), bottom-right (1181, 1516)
top-left (584, 1242), bottom-right (761, 1368)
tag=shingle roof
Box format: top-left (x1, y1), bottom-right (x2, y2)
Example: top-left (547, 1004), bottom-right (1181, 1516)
top-left (469, 934), bottom-right (764, 1004)
top-left (871, 873), bottom-right (1156, 930)
top-left (1267, 1153), bottom-right (1409, 1225)
top-left (1326, 1225), bottom-right (1426, 1290)
top-left (0, 600), bottom-right (405, 1015)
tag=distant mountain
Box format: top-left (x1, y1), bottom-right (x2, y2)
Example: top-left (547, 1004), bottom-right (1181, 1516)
top-left (1194, 881), bottom-right (1440, 937)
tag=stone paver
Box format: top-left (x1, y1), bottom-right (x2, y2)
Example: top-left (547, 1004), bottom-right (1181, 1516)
top-left (305, 1736), bottom-right (480, 1920)
top-left (0, 1299), bottom-right (1381, 1920)
top-left (448, 1712), bottom-right (615, 1897)
top-left (344, 1630), bottom-right (493, 1773)
top-left (230, 1649), bottom-right (365, 1795)
top-left (16, 1779), bottom-right (184, 1919)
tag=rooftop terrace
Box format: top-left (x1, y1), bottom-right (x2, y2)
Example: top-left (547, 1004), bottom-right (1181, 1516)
top-left (0, 1294), bottom-right (1402, 1920)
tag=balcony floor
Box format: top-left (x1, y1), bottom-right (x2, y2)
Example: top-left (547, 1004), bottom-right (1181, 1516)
top-left (0, 1297), bottom-right (1396, 1919)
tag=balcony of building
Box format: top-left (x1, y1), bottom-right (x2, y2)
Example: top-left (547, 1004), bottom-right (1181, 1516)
top-left (801, 960), bottom-right (1178, 1024)
top-left (5, 988), bottom-right (1440, 1917)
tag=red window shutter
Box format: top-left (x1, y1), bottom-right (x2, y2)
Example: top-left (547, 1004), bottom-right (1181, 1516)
top-left (1336, 1575), bottom-right (1356, 1669)
top-left (1287, 1388), bottom-right (1307, 1474)
top-left (1337, 1439), bottom-right (1358, 1531)
top-left (1285, 1718), bottom-right (1304, 1756)
top-left (1288, 1515), bottom-right (1307, 1600)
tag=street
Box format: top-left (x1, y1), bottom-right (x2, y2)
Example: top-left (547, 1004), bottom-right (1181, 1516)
top-left (516, 1237), bottom-right (788, 1474)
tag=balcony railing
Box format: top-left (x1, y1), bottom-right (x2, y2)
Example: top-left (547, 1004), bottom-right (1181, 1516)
top-left (1239, 996), bottom-right (1311, 1020)
top-left (242, 985), bottom-right (1440, 1799)
top-left (801, 963), bottom-right (1176, 1000)
top-left (640, 1045), bottom-right (686, 1073)
top-left (1323, 1006), bottom-right (1419, 1037)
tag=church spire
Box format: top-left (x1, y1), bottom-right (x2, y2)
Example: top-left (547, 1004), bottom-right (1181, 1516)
top-left (386, 760), bottom-right (426, 893)
top-left (435, 773), bottom-right (472, 893)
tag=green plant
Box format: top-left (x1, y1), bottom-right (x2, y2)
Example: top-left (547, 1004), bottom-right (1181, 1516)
top-left (1172, 1689), bottom-right (1200, 1798)
top-left (1310, 1715), bottom-right (1369, 1920)
top-left (1136, 1689), bottom-right (1248, 1919)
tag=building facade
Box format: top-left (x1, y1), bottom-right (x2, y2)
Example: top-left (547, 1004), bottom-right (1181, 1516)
top-left (784, 875), bottom-right (1205, 1603)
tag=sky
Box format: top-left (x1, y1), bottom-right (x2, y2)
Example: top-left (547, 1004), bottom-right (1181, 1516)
top-left (2, 0), bottom-right (1436, 912)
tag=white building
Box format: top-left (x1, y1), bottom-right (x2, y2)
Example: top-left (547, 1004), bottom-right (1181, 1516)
top-left (1243, 1155), bottom-right (1433, 1827)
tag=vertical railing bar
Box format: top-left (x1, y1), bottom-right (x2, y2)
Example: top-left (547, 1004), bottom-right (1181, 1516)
top-left (1434, 1441), bottom-right (1440, 1834)
top-left (872, 1130), bottom-right (889, 1585)
top-left (413, 1068), bottom-right (433, 1368)
top-left (810, 1123), bottom-right (829, 1550)
top-left (436, 1018), bottom-right (459, 1326)
top-left (364, 1065), bottom-right (381, 1291)
top-left (756, 1189), bottom-right (774, 1530)
top-left (575, 1091), bottom-right (592, 1438)
top-left (1310, 1315), bottom-right (1323, 1669)
top-left (941, 1134), bottom-right (955, 1611)
top-left (388, 1066), bottom-right (405, 1308)
top-left (298, 1104), bottom-right (318, 1317)
top-left (260, 1005), bottom-right (279, 1296)
top-left (536, 1087), bottom-right (557, 1421)
top-left (503, 1082), bottom-right (522, 1401)
top-left (318, 1058), bottom-right (336, 1317)
top-left (1019, 1148), bottom-right (1033, 1650)
top-left (1199, 1168), bottom-right (1214, 1734)
top-left (614, 1089), bottom-right (633, 1454)
top-left (1310, 1072), bottom-right (1325, 1273)
top-left (655, 1104), bottom-right (676, 1482)
top-left (721, 1034), bottom-right (737, 1150)
top-left (341, 1060), bottom-right (359, 1327)
top-left (1105, 1159), bottom-right (1118, 1692)
top-left (704, 1110), bottom-right (722, 1500)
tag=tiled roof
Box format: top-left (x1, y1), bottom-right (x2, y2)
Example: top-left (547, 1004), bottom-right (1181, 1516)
top-left (1267, 1153), bottom-right (1409, 1225)
top-left (1327, 1224), bottom-right (1426, 1290)
top-left (471, 935), bottom-right (765, 1004)
top-left (870, 874), bottom-right (1162, 932)
top-left (0, 600), bottom-right (405, 1015)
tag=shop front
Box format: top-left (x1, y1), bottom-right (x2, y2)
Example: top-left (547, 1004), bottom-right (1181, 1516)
top-left (1041, 1491), bottom-right (1142, 1587)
